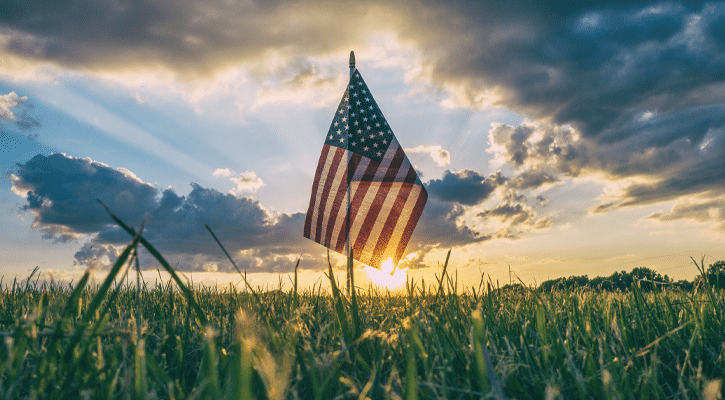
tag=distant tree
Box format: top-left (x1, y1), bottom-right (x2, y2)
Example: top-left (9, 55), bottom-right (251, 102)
top-left (700, 260), bottom-right (725, 289)
top-left (629, 267), bottom-right (669, 291)
top-left (538, 275), bottom-right (589, 291)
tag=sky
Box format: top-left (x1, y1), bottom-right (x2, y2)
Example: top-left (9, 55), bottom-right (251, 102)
top-left (1, 0), bottom-right (724, 289)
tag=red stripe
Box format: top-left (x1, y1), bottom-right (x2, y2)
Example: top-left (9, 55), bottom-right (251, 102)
top-left (351, 181), bottom-right (394, 261)
top-left (334, 158), bottom-right (380, 253)
top-left (368, 167), bottom-right (418, 268)
top-left (394, 186), bottom-right (428, 263)
top-left (382, 146), bottom-right (405, 181)
top-left (304, 145), bottom-right (332, 238)
top-left (351, 147), bottom-right (405, 262)
top-left (314, 147), bottom-right (345, 244)
top-left (324, 153), bottom-right (361, 248)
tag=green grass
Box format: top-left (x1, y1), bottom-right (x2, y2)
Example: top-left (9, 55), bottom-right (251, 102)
top-left (0, 208), bottom-right (723, 399)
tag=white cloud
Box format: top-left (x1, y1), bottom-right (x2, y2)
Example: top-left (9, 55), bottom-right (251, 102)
top-left (406, 145), bottom-right (451, 167)
top-left (212, 168), bottom-right (233, 178)
top-left (0, 91), bottom-right (28, 120)
top-left (213, 168), bottom-right (265, 195)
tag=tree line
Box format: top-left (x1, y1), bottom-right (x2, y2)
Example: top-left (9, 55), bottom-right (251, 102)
top-left (535, 260), bottom-right (725, 292)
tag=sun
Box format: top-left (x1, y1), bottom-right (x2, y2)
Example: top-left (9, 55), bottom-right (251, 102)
top-left (363, 258), bottom-right (408, 291)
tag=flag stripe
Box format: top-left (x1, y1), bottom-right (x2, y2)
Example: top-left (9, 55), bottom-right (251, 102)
top-left (322, 151), bottom-right (362, 243)
top-left (313, 147), bottom-right (345, 244)
top-left (304, 145), bottom-right (336, 239)
top-left (362, 181), bottom-right (403, 267)
top-left (352, 182), bottom-right (393, 262)
top-left (351, 146), bottom-right (406, 261)
top-left (368, 166), bottom-right (419, 267)
top-left (323, 153), bottom-right (362, 247)
top-left (329, 156), bottom-right (370, 253)
top-left (395, 185), bottom-right (428, 262)
top-left (336, 159), bottom-right (380, 252)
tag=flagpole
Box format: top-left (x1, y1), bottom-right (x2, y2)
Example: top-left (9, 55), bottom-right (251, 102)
top-left (346, 51), bottom-right (355, 294)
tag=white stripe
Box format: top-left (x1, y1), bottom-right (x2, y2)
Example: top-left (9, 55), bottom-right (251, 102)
top-left (308, 146), bottom-right (337, 242)
top-left (374, 140), bottom-right (400, 180)
top-left (318, 152), bottom-right (350, 243)
top-left (382, 184), bottom-right (423, 261)
top-left (348, 181), bottom-right (382, 256)
top-left (329, 157), bottom-right (371, 250)
top-left (359, 182), bottom-right (404, 265)
top-left (395, 157), bottom-right (412, 181)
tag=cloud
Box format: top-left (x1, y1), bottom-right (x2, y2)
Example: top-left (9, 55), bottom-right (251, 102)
top-left (10, 153), bottom-right (158, 241)
top-left (406, 145), bottom-right (451, 167)
top-left (0, 0), bottom-right (412, 75)
top-left (426, 169), bottom-right (507, 206)
top-left (0, 91), bottom-right (39, 133)
top-left (0, 91), bottom-right (27, 120)
top-left (646, 197), bottom-right (725, 231)
top-left (213, 168), bottom-right (265, 195)
top-left (11, 153), bottom-right (310, 272)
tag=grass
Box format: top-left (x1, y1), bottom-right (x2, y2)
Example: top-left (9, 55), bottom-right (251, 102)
top-left (0, 209), bottom-right (723, 399)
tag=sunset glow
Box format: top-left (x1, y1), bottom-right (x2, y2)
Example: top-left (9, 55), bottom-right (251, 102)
top-left (363, 259), bottom-right (408, 291)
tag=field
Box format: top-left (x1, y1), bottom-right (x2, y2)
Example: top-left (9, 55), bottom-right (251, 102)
top-left (1, 210), bottom-right (724, 399)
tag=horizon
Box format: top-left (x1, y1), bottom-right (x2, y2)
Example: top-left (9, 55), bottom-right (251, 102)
top-left (2, 1), bottom-right (724, 288)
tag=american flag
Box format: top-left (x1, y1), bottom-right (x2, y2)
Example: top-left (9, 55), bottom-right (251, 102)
top-left (304, 69), bottom-right (427, 269)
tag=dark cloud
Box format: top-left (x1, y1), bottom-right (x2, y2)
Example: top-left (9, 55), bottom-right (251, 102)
top-left (478, 201), bottom-right (535, 226)
top-left (476, 193), bottom-right (553, 234)
top-left (646, 197), bottom-right (725, 231)
top-left (426, 169), bottom-right (506, 205)
top-left (411, 196), bottom-right (490, 249)
top-left (11, 153), bottom-right (158, 240)
top-left (11, 153), bottom-right (311, 272)
top-left (421, 1), bottom-right (725, 213)
top-left (0, 0), bottom-right (390, 74)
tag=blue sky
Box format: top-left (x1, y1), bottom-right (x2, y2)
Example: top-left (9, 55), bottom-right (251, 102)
top-left (1, 1), bottom-right (724, 287)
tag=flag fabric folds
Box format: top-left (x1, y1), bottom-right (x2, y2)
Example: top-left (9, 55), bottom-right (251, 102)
top-left (304, 69), bottom-right (427, 269)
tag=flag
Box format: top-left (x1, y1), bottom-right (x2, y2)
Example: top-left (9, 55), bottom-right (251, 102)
top-left (304, 69), bottom-right (427, 269)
